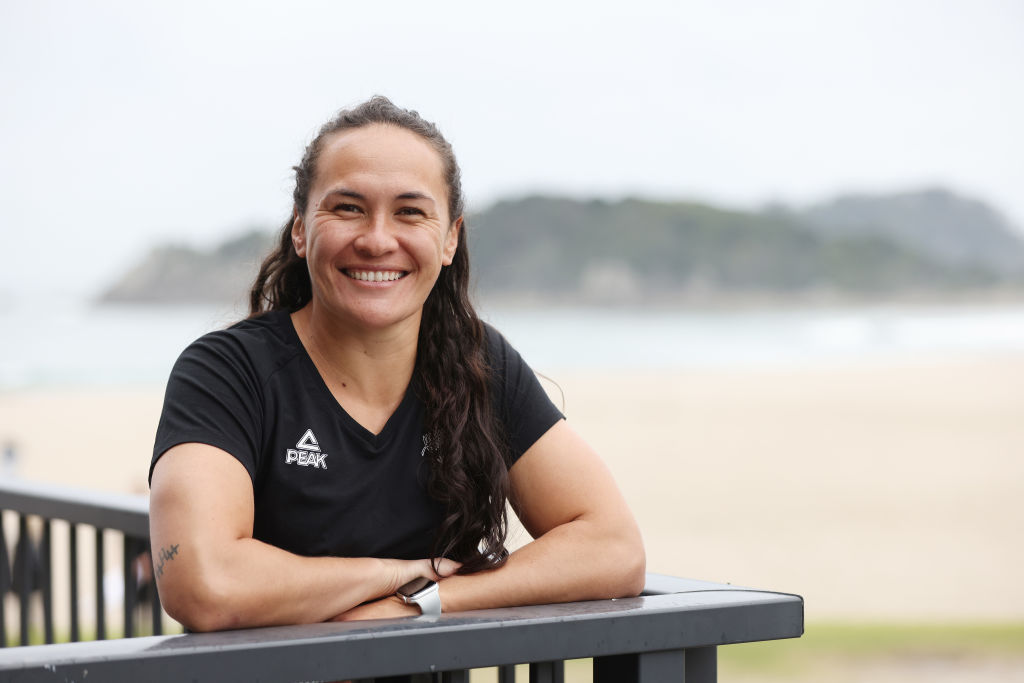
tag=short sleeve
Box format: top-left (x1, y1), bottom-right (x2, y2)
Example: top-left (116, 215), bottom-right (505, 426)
top-left (485, 324), bottom-right (565, 468)
top-left (150, 331), bottom-right (265, 484)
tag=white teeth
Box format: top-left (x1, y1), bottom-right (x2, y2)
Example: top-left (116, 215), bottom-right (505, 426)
top-left (345, 270), bottom-right (405, 282)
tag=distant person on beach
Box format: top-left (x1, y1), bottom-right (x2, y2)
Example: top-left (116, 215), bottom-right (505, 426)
top-left (148, 97), bottom-right (644, 631)
top-left (2, 440), bottom-right (17, 477)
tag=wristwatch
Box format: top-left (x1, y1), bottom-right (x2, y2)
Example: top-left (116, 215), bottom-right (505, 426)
top-left (396, 577), bottom-right (442, 617)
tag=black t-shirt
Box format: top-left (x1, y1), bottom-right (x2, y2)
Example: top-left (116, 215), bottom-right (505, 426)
top-left (151, 311), bottom-right (563, 560)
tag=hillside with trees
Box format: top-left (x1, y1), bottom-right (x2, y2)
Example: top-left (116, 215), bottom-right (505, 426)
top-left (97, 188), bottom-right (1024, 306)
top-left (799, 188), bottom-right (1024, 275)
top-left (99, 230), bottom-right (273, 305)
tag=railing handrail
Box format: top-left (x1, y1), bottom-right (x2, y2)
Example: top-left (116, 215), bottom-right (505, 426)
top-left (0, 476), bottom-right (149, 537)
top-left (0, 577), bottom-right (803, 682)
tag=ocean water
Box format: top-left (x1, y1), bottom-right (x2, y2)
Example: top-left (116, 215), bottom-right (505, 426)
top-left (486, 304), bottom-right (1024, 371)
top-left (3, 297), bottom-right (1024, 389)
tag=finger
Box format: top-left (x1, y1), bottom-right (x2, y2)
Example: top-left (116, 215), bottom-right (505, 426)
top-left (422, 559), bottom-right (443, 580)
top-left (433, 557), bottom-right (462, 577)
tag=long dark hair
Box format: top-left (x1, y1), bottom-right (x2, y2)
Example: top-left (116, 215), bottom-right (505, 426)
top-left (249, 96), bottom-right (509, 573)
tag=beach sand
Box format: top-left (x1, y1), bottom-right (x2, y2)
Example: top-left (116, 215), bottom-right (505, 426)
top-left (2, 353), bottom-right (1022, 622)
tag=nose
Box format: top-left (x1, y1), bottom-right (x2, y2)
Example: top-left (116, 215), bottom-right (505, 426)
top-left (353, 211), bottom-right (398, 257)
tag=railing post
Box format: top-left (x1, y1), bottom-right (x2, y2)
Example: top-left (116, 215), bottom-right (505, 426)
top-left (684, 646), bottom-right (716, 682)
top-left (69, 523), bottom-right (79, 642)
top-left (595, 648), bottom-right (688, 682)
top-left (41, 519), bottom-right (53, 644)
top-left (123, 535), bottom-right (136, 638)
top-left (0, 513), bottom-right (8, 647)
top-left (94, 527), bottom-right (105, 640)
top-left (497, 664), bottom-right (516, 683)
top-left (529, 660), bottom-right (564, 683)
top-left (17, 514), bottom-right (30, 646)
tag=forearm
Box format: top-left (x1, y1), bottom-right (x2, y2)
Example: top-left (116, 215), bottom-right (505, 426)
top-left (433, 421), bottom-right (646, 614)
top-left (155, 536), bottom-right (402, 631)
top-left (438, 515), bottom-right (645, 613)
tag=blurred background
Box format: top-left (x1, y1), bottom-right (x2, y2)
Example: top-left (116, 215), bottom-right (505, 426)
top-left (2, 1), bottom-right (1023, 679)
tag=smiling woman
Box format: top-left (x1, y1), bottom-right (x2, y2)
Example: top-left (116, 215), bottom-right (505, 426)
top-left (147, 96), bottom-right (644, 631)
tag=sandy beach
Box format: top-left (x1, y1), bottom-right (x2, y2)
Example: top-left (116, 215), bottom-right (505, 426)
top-left (2, 353), bottom-right (1022, 622)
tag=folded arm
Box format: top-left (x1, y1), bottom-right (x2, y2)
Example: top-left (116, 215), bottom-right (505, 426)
top-left (149, 443), bottom-right (455, 632)
top-left (338, 419), bottom-right (645, 620)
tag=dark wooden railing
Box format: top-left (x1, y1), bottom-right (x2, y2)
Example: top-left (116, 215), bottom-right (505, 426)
top-left (0, 478), bottom-right (803, 682)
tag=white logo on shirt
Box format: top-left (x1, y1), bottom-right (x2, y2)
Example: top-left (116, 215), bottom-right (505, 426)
top-left (296, 428), bottom-right (320, 452)
top-left (286, 428), bottom-right (328, 469)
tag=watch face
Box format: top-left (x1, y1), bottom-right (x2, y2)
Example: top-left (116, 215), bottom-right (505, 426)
top-left (398, 576), bottom-right (434, 597)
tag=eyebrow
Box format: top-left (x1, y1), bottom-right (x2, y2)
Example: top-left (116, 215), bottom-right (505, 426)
top-left (396, 191), bottom-right (434, 203)
top-left (322, 188), bottom-right (435, 203)
top-left (323, 188), bottom-right (366, 201)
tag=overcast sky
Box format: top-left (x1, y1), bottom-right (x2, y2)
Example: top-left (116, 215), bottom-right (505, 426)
top-left (2, 0), bottom-right (1022, 301)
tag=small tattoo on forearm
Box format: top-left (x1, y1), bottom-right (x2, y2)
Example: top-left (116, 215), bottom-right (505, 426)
top-left (155, 543), bottom-right (180, 578)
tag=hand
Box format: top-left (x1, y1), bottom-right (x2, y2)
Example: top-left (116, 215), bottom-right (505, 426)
top-left (331, 595), bottom-right (420, 622)
top-left (383, 557), bottom-right (461, 594)
top-left (428, 557), bottom-right (461, 579)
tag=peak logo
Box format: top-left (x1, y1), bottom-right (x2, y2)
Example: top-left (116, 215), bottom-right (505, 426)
top-left (285, 429), bottom-right (328, 469)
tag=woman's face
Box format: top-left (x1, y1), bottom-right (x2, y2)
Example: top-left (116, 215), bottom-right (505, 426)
top-left (292, 124), bottom-right (460, 333)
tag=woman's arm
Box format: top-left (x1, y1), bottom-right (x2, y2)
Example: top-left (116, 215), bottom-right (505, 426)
top-left (441, 419), bottom-right (645, 609)
top-left (337, 419), bottom-right (644, 619)
top-left (149, 443), bottom-right (457, 631)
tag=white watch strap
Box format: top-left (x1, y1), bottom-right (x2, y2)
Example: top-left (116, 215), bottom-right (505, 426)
top-left (410, 581), bottom-right (442, 617)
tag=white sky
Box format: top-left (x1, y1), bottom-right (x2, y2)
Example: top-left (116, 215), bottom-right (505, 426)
top-left (2, 0), bottom-right (1022, 300)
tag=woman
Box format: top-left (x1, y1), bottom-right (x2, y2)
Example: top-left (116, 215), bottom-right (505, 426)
top-left (149, 97), bottom-right (644, 631)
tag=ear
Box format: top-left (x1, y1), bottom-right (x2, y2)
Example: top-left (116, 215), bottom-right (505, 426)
top-left (442, 215), bottom-right (462, 266)
top-left (291, 209), bottom-right (307, 258)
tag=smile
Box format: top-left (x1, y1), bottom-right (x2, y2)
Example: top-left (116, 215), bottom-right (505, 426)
top-left (343, 269), bottom-right (408, 282)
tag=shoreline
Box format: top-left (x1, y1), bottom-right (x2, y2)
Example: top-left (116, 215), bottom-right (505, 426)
top-left (476, 288), bottom-right (1024, 312)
